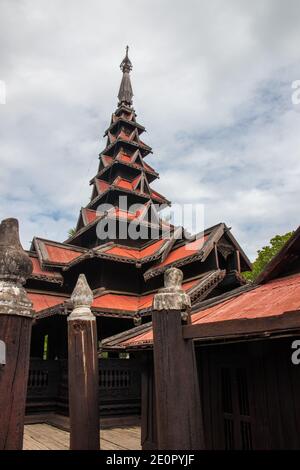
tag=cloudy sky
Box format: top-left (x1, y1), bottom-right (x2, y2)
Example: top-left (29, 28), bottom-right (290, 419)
top-left (1, 0), bottom-right (300, 259)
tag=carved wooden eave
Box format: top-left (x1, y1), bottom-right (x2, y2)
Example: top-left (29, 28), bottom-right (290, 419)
top-left (67, 205), bottom-right (173, 246)
top-left (86, 184), bottom-right (170, 211)
top-left (102, 136), bottom-right (153, 157)
top-left (29, 272), bottom-right (63, 285)
top-left (92, 158), bottom-right (158, 182)
top-left (222, 227), bottom-right (252, 271)
top-left (104, 117), bottom-right (145, 137)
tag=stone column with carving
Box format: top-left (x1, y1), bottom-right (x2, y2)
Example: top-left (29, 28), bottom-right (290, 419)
top-left (152, 267), bottom-right (205, 450)
top-left (0, 218), bottom-right (33, 450)
top-left (68, 274), bottom-right (100, 450)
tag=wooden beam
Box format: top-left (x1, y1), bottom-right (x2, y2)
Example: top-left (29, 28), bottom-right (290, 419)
top-left (235, 249), bottom-right (241, 273)
top-left (182, 310), bottom-right (300, 341)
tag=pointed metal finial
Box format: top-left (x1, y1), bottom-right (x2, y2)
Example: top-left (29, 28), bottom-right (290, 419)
top-left (118, 46), bottom-right (133, 106)
top-left (69, 273), bottom-right (94, 320)
top-left (120, 45), bottom-right (132, 73)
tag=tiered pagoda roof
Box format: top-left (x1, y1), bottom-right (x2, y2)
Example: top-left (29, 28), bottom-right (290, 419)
top-left (24, 49), bottom-right (252, 331)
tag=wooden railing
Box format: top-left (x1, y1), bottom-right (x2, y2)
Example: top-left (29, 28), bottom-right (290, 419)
top-left (26, 358), bottom-right (141, 417)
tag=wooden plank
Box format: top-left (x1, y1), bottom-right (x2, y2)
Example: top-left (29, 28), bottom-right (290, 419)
top-left (23, 424), bottom-right (141, 450)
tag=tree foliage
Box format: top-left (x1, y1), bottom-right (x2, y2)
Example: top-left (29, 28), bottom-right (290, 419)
top-left (243, 231), bottom-right (294, 282)
top-left (68, 227), bottom-right (76, 237)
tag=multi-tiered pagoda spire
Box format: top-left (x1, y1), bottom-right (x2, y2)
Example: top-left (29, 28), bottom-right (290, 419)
top-left (68, 47), bottom-right (170, 248)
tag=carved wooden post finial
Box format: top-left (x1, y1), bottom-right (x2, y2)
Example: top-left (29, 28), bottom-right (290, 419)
top-left (0, 218), bottom-right (34, 450)
top-left (68, 273), bottom-right (99, 450)
top-left (0, 218), bottom-right (33, 317)
top-left (151, 266), bottom-right (204, 449)
top-left (69, 273), bottom-right (94, 320)
top-left (153, 267), bottom-right (191, 317)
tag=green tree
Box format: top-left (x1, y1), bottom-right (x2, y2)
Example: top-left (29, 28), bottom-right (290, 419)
top-left (68, 227), bottom-right (76, 238)
top-left (244, 231), bottom-right (294, 282)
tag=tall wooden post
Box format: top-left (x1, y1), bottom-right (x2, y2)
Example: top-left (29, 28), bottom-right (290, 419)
top-left (0, 218), bottom-right (33, 450)
top-left (152, 267), bottom-right (205, 450)
top-left (68, 274), bottom-right (100, 450)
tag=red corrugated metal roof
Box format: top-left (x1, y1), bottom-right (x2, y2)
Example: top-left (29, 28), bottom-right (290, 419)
top-left (113, 177), bottom-right (132, 190)
top-left (192, 272), bottom-right (300, 324)
top-left (45, 244), bottom-right (82, 264)
top-left (96, 179), bottom-right (110, 193)
top-left (83, 208), bottom-right (100, 224)
top-left (28, 292), bottom-right (68, 313)
top-left (118, 153), bottom-right (132, 163)
top-left (102, 155), bottom-right (113, 166)
top-left (93, 279), bottom-right (199, 313)
top-left (119, 273), bottom-right (300, 347)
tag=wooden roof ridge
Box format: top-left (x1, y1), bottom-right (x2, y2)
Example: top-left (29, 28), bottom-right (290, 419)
top-left (87, 179), bottom-right (169, 207)
top-left (255, 225), bottom-right (300, 285)
top-left (66, 205), bottom-right (171, 246)
top-left (26, 252), bottom-right (64, 285)
top-left (104, 115), bottom-right (145, 136)
top-left (101, 136), bottom-right (153, 156)
top-left (33, 236), bottom-right (87, 252)
top-left (63, 238), bottom-right (170, 270)
top-left (92, 156), bottom-right (158, 182)
top-left (143, 223), bottom-right (225, 281)
top-left (65, 211), bottom-right (106, 244)
top-left (101, 322), bottom-right (152, 350)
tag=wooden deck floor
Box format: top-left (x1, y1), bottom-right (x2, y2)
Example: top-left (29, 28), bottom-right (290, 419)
top-left (23, 423), bottom-right (141, 450)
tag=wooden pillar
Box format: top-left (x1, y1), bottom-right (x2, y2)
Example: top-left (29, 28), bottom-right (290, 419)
top-left (152, 267), bottom-right (205, 450)
top-left (141, 351), bottom-right (158, 450)
top-left (68, 274), bottom-right (100, 450)
top-left (0, 218), bottom-right (33, 450)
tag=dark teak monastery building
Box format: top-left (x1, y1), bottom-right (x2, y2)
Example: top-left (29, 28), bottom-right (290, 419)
top-left (24, 49), bottom-right (251, 418)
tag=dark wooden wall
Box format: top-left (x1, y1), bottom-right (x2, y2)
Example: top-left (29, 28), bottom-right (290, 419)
top-left (26, 357), bottom-right (141, 418)
top-left (197, 337), bottom-right (300, 449)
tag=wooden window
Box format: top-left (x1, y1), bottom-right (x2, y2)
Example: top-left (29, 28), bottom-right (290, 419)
top-left (220, 366), bottom-right (253, 450)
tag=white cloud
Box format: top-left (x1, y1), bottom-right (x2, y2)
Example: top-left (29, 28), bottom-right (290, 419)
top-left (0, 0), bottom-right (300, 258)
